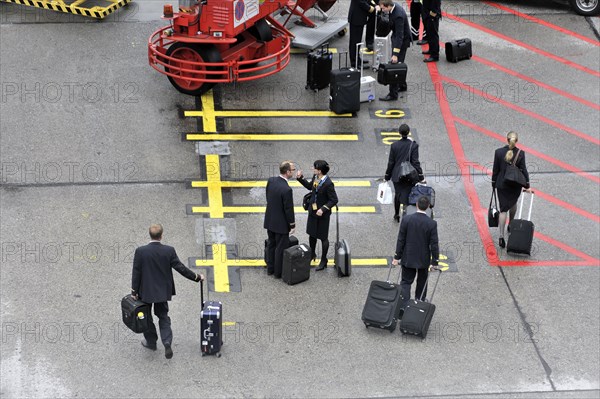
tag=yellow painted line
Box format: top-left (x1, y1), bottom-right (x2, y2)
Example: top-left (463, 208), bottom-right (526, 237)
top-left (200, 92), bottom-right (217, 133)
top-left (206, 155), bottom-right (224, 218)
top-left (290, 48), bottom-right (339, 54)
top-left (190, 206), bottom-right (377, 214)
top-left (185, 110), bottom-right (352, 118)
top-left (191, 180), bottom-right (372, 188)
top-left (223, 322), bottom-right (236, 326)
top-left (186, 133), bottom-right (359, 141)
top-left (196, 258), bottom-right (389, 267)
top-left (211, 243), bottom-right (230, 292)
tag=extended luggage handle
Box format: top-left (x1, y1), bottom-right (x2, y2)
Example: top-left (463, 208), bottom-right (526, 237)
top-left (386, 260), bottom-right (403, 285)
top-left (419, 266), bottom-right (442, 302)
top-left (356, 42), bottom-right (365, 79)
top-left (200, 276), bottom-right (209, 306)
top-left (335, 204), bottom-right (339, 244)
top-left (517, 190), bottom-right (535, 221)
top-left (338, 51), bottom-right (351, 70)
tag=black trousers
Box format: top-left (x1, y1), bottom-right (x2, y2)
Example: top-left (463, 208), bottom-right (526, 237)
top-left (349, 22), bottom-right (366, 66)
top-left (400, 266), bottom-right (429, 308)
top-left (424, 14), bottom-right (440, 57)
top-left (410, 0), bottom-right (425, 40)
top-left (267, 230), bottom-right (289, 277)
top-left (143, 302), bottom-right (171, 347)
top-left (393, 180), bottom-right (413, 216)
top-left (387, 45), bottom-right (409, 98)
top-left (365, 12), bottom-right (375, 48)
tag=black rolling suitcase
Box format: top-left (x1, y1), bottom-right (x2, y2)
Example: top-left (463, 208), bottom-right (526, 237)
top-left (377, 62), bottom-right (408, 87)
top-left (329, 53), bottom-right (360, 114)
top-left (445, 38), bottom-right (472, 63)
top-left (334, 205), bottom-right (351, 277)
top-left (264, 235), bottom-right (298, 265)
top-left (506, 191), bottom-right (535, 255)
top-left (306, 43), bottom-right (333, 91)
top-left (200, 280), bottom-right (223, 357)
top-left (399, 268), bottom-right (441, 339)
top-left (282, 244), bottom-right (311, 285)
top-left (361, 263), bottom-right (403, 332)
top-left (121, 294), bottom-right (150, 333)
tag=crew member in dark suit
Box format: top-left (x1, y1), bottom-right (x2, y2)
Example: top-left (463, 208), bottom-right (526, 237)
top-left (422, 0), bottom-right (441, 62)
top-left (264, 161), bottom-right (297, 278)
top-left (131, 224), bottom-right (204, 359)
top-left (410, 0), bottom-right (427, 43)
top-left (392, 195), bottom-right (439, 308)
top-left (384, 124), bottom-right (424, 221)
top-left (492, 131), bottom-right (531, 248)
top-left (297, 160), bottom-right (339, 271)
top-left (378, 0), bottom-right (411, 101)
top-left (348, 0), bottom-right (376, 68)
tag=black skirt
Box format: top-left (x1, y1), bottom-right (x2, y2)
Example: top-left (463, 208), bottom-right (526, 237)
top-left (497, 186), bottom-right (521, 212)
top-left (306, 213), bottom-right (331, 240)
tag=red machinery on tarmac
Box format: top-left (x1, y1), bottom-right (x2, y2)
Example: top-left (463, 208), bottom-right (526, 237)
top-left (148, 0), bottom-right (294, 96)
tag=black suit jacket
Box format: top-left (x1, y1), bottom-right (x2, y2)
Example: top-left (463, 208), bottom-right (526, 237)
top-left (348, 0), bottom-right (374, 25)
top-left (264, 176), bottom-right (295, 234)
top-left (388, 3), bottom-right (411, 54)
top-left (385, 137), bottom-right (424, 182)
top-left (423, 0), bottom-right (441, 15)
top-left (394, 212), bottom-right (439, 269)
top-left (297, 175), bottom-right (339, 217)
top-left (492, 146), bottom-right (530, 190)
top-left (131, 242), bottom-right (198, 303)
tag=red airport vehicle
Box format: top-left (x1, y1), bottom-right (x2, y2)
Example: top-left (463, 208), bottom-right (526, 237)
top-left (148, 0), bottom-right (294, 96)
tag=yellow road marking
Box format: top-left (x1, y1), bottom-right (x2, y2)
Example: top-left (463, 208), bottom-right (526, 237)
top-left (191, 206), bottom-right (377, 214)
top-left (191, 180), bottom-right (372, 188)
top-left (201, 92), bottom-right (217, 132)
top-left (206, 155), bottom-right (224, 218)
top-left (290, 48), bottom-right (340, 54)
top-left (186, 133), bottom-right (359, 141)
top-left (185, 110), bottom-right (352, 118)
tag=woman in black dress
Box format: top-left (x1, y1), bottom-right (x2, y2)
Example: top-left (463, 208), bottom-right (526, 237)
top-left (492, 131), bottom-right (532, 248)
top-left (297, 160), bottom-right (339, 271)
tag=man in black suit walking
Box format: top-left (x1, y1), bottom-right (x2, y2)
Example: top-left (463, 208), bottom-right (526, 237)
top-left (264, 160), bottom-right (296, 278)
top-left (348, 0), bottom-right (376, 68)
top-left (392, 196), bottom-right (439, 308)
top-left (131, 224), bottom-right (204, 359)
top-left (378, 0), bottom-right (411, 101)
top-left (422, 0), bottom-right (441, 62)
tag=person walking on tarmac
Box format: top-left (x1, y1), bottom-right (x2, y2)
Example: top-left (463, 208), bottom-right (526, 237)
top-left (131, 224), bottom-right (205, 359)
top-left (384, 124), bottom-right (424, 222)
top-left (297, 160), bottom-right (339, 271)
top-left (264, 161), bottom-right (297, 278)
top-left (378, 0), bottom-right (411, 101)
top-left (492, 131), bottom-right (531, 248)
top-left (421, 0), bottom-right (441, 62)
top-left (348, 0), bottom-right (377, 68)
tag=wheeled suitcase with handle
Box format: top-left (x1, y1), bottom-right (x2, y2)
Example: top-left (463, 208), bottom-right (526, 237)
top-left (377, 62), bottom-right (407, 87)
top-left (334, 205), bottom-right (351, 277)
top-left (306, 43), bottom-right (333, 91)
top-left (408, 182), bottom-right (435, 208)
top-left (264, 235), bottom-right (298, 265)
top-left (445, 38), bottom-right (472, 63)
top-left (357, 42), bottom-right (376, 103)
top-left (506, 191), bottom-right (535, 255)
top-left (399, 268), bottom-right (441, 338)
top-left (329, 52), bottom-right (360, 114)
top-left (361, 263), bottom-right (403, 332)
top-left (121, 294), bottom-right (150, 333)
top-left (200, 280), bottom-right (223, 357)
top-left (282, 244), bottom-right (311, 285)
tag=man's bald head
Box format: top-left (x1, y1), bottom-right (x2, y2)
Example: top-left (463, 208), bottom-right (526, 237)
top-left (149, 224), bottom-right (163, 240)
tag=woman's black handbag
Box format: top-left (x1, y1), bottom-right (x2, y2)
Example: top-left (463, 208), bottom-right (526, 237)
top-left (504, 149), bottom-right (527, 188)
top-left (488, 189), bottom-right (499, 227)
top-left (302, 192), bottom-right (312, 211)
top-left (398, 141), bottom-right (419, 183)
top-left (375, 11), bottom-right (391, 37)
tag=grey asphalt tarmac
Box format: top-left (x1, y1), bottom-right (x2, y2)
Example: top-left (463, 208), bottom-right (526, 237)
top-left (1, 0), bottom-right (599, 398)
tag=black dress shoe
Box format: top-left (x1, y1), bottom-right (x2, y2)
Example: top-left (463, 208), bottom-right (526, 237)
top-left (141, 339), bottom-right (157, 351)
top-left (267, 270), bottom-right (274, 276)
top-left (165, 345), bottom-right (173, 359)
top-left (315, 262), bottom-right (327, 271)
top-left (422, 50), bottom-right (431, 55)
top-left (499, 237), bottom-right (506, 248)
top-left (423, 57), bottom-right (439, 63)
top-left (393, 215), bottom-right (400, 223)
top-left (379, 94), bottom-right (398, 101)
top-left (416, 40), bottom-right (428, 45)
top-left (274, 275), bottom-right (282, 279)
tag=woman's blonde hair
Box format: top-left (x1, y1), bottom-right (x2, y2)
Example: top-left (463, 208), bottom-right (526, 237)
top-left (504, 131), bottom-right (519, 163)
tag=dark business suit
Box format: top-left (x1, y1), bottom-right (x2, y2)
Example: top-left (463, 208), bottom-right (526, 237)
top-left (422, 0), bottom-right (441, 58)
top-left (394, 211), bottom-right (439, 307)
top-left (264, 176), bottom-right (295, 277)
top-left (132, 241), bottom-right (199, 347)
top-left (386, 3), bottom-right (411, 97)
top-left (348, 0), bottom-right (375, 67)
top-left (385, 137), bottom-right (423, 216)
top-left (492, 146), bottom-right (530, 212)
top-left (410, 0), bottom-right (426, 41)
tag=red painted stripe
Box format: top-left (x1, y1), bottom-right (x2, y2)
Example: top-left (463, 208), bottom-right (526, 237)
top-left (483, 1), bottom-right (600, 47)
top-left (470, 162), bottom-right (600, 224)
top-left (441, 75), bottom-right (600, 146)
top-left (455, 117), bottom-right (600, 184)
top-left (534, 231), bottom-right (599, 264)
top-left (443, 12), bottom-right (600, 78)
top-left (494, 260), bottom-right (599, 267)
top-left (472, 55), bottom-right (600, 112)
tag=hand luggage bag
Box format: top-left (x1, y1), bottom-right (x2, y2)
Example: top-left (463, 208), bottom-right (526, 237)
top-left (282, 244), bottom-right (311, 285)
top-left (121, 294), bottom-right (150, 333)
top-left (408, 183), bottom-right (435, 208)
top-left (399, 268), bottom-right (441, 338)
top-left (372, 32), bottom-right (392, 71)
top-left (306, 43), bottom-right (333, 91)
top-left (200, 280), bottom-right (223, 357)
top-left (357, 42), bottom-right (376, 103)
top-left (361, 263), bottom-right (403, 332)
top-left (264, 235), bottom-right (298, 265)
top-left (329, 53), bottom-right (360, 114)
top-left (506, 191), bottom-right (535, 255)
top-left (445, 38), bottom-right (472, 63)
top-left (334, 205), bottom-right (351, 277)
top-left (377, 62), bottom-right (408, 87)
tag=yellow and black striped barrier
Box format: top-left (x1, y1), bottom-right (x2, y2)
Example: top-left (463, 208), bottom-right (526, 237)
top-left (0, 0), bottom-right (132, 19)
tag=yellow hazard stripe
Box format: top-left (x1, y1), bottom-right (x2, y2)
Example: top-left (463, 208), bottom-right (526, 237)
top-left (186, 133), bottom-right (359, 141)
top-left (195, 258), bottom-right (390, 268)
top-left (0, 0), bottom-right (132, 18)
top-left (191, 180), bottom-right (372, 188)
top-left (190, 206), bottom-right (377, 214)
top-left (184, 110), bottom-right (353, 118)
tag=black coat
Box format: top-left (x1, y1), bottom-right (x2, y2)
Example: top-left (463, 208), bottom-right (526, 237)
top-left (422, 0), bottom-right (441, 15)
top-left (388, 3), bottom-right (412, 54)
top-left (348, 0), bottom-right (374, 25)
top-left (131, 242), bottom-right (198, 303)
top-left (394, 212), bottom-right (439, 269)
top-left (492, 145), bottom-right (530, 211)
top-left (264, 176), bottom-right (295, 234)
top-left (385, 137), bottom-right (424, 182)
top-left (298, 175), bottom-right (339, 240)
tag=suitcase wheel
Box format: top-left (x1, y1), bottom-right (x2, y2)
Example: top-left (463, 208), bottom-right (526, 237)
top-left (338, 28), bottom-right (347, 37)
top-left (216, 352), bottom-right (222, 358)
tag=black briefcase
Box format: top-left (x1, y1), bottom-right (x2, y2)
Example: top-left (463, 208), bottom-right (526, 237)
top-left (121, 294), bottom-right (150, 333)
top-left (377, 63), bottom-right (407, 86)
top-left (445, 38), bottom-right (472, 63)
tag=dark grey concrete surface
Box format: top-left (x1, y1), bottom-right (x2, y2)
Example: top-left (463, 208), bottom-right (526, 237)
top-left (1, 0), bottom-right (598, 398)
